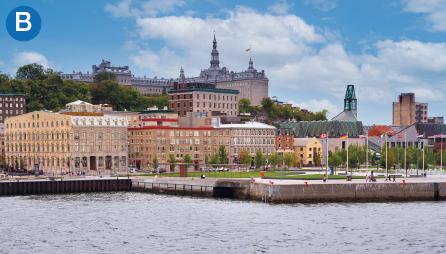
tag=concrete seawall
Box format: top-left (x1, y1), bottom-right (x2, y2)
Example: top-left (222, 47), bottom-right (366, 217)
top-left (251, 182), bottom-right (445, 203)
top-left (132, 178), bottom-right (445, 203)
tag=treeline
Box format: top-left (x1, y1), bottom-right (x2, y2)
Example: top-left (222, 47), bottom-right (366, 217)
top-left (0, 63), bottom-right (168, 113)
top-left (239, 97), bottom-right (328, 122)
top-left (328, 143), bottom-right (446, 172)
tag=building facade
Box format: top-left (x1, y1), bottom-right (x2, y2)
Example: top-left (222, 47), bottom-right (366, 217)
top-left (168, 83), bottom-right (239, 117)
top-left (0, 94), bottom-right (26, 123)
top-left (392, 93), bottom-right (428, 125)
top-left (213, 119), bottom-right (276, 164)
top-left (127, 125), bottom-right (216, 169)
top-left (293, 137), bottom-right (323, 166)
top-left (4, 103), bottom-right (128, 174)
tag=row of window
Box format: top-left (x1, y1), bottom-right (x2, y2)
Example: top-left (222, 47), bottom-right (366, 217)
top-left (1, 97), bottom-right (24, 101)
top-left (1, 110), bottom-right (24, 115)
top-left (6, 132), bottom-right (70, 141)
top-left (129, 153), bottom-right (203, 160)
top-left (171, 94), bottom-right (238, 101)
top-left (0, 103), bottom-right (24, 108)
top-left (6, 142), bottom-right (126, 152)
top-left (233, 147), bottom-right (275, 154)
top-left (131, 145), bottom-right (204, 153)
top-left (6, 156), bottom-right (127, 168)
top-left (234, 138), bottom-right (275, 145)
top-left (234, 130), bottom-right (274, 136)
top-left (7, 120), bottom-right (69, 129)
top-left (74, 132), bottom-right (125, 140)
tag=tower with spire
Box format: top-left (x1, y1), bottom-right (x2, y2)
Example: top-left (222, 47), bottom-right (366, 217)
top-left (179, 66), bottom-right (185, 83)
top-left (209, 34), bottom-right (220, 69)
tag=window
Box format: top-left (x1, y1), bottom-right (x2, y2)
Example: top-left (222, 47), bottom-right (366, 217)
top-left (75, 142), bottom-right (79, 152)
top-left (99, 156), bottom-right (104, 167)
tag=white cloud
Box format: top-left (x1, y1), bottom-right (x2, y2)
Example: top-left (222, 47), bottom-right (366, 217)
top-left (108, 4), bottom-right (446, 109)
top-left (267, 0), bottom-right (292, 15)
top-left (304, 0), bottom-right (337, 11)
top-left (402, 0), bottom-right (446, 31)
top-left (290, 99), bottom-right (341, 119)
top-left (184, 10), bottom-right (196, 17)
top-left (321, 17), bottom-right (335, 21)
top-left (105, 0), bottom-right (186, 18)
top-left (12, 51), bottom-right (51, 69)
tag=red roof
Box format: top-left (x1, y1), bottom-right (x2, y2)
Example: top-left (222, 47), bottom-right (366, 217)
top-left (128, 126), bottom-right (214, 131)
top-left (368, 125), bottom-right (396, 137)
top-left (142, 118), bottom-right (178, 122)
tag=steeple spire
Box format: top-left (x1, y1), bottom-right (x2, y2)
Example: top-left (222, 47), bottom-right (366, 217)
top-left (179, 66), bottom-right (185, 81)
top-left (210, 34), bottom-right (220, 69)
top-left (248, 57), bottom-right (254, 70)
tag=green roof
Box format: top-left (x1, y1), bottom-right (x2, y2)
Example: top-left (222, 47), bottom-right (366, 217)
top-left (168, 87), bottom-right (239, 94)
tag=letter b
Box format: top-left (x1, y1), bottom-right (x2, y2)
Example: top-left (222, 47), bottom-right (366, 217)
top-left (16, 12), bottom-right (32, 31)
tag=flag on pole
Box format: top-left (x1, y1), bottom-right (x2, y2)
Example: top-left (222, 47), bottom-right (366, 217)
top-left (245, 49), bottom-right (251, 51)
top-left (320, 134), bottom-right (328, 138)
top-left (379, 134), bottom-right (387, 138)
top-left (359, 134), bottom-right (366, 138)
top-left (340, 134), bottom-right (347, 139)
top-left (377, 140), bottom-right (382, 143)
top-left (417, 134), bottom-right (424, 139)
top-left (434, 134), bottom-right (442, 138)
top-left (398, 135), bottom-right (404, 139)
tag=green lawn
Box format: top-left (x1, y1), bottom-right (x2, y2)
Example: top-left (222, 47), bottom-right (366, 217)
top-left (117, 171), bottom-right (303, 178)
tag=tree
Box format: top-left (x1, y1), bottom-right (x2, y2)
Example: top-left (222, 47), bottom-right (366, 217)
top-left (254, 149), bottom-right (267, 169)
top-left (379, 144), bottom-right (396, 171)
top-left (348, 153), bottom-right (358, 170)
top-left (246, 153), bottom-right (253, 167)
top-left (14, 158), bottom-right (19, 169)
top-left (167, 153), bottom-right (177, 172)
top-left (20, 159), bottom-right (25, 169)
top-left (283, 152), bottom-right (293, 168)
top-left (371, 152), bottom-right (377, 166)
top-left (152, 154), bottom-right (159, 170)
top-left (292, 152), bottom-right (300, 167)
top-left (269, 152), bottom-right (280, 168)
top-left (15, 63), bottom-right (45, 80)
top-left (93, 72), bottom-right (117, 83)
top-left (183, 154), bottom-right (193, 164)
top-left (328, 153), bottom-right (341, 173)
top-left (313, 152), bottom-right (322, 166)
top-left (218, 145), bottom-right (228, 164)
top-left (162, 87), bottom-right (167, 95)
top-left (209, 153), bottom-right (220, 168)
top-left (238, 149), bottom-right (250, 165)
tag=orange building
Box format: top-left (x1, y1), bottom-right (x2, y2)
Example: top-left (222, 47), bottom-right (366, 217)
top-left (368, 125), bottom-right (395, 137)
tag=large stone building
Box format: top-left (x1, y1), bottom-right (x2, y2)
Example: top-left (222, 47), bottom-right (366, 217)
top-left (59, 35), bottom-right (269, 102)
top-left (60, 59), bottom-right (172, 94)
top-left (0, 94), bottom-right (26, 123)
top-left (179, 35), bottom-right (268, 106)
top-left (212, 119), bottom-right (276, 164)
top-left (392, 93), bottom-right (428, 126)
top-left (4, 101), bottom-right (128, 174)
top-left (168, 82), bottom-right (239, 117)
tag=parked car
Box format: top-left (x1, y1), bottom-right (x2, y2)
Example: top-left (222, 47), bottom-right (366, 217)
top-left (28, 169), bottom-right (35, 175)
top-left (152, 168), bottom-right (167, 174)
top-left (128, 165), bottom-right (137, 173)
top-left (200, 167), bottom-right (212, 172)
top-left (249, 166), bottom-right (256, 170)
top-left (217, 167), bottom-right (229, 172)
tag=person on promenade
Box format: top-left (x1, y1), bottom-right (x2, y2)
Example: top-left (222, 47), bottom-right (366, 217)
top-left (366, 175), bottom-right (369, 182)
top-left (323, 174), bottom-right (326, 183)
top-left (393, 175), bottom-right (396, 182)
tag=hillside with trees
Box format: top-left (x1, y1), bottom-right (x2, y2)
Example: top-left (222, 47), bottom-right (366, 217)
top-left (239, 97), bottom-right (328, 123)
top-left (0, 63), bottom-right (168, 112)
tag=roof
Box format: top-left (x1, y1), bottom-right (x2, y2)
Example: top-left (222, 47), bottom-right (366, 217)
top-left (66, 100), bottom-right (93, 106)
top-left (331, 110), bottom-right (358, 122)
top-left (142, 118), bottom-right (178, 122)
top-left (293, 137), bottom-right (317, 147)
top-left (215, 121), bottom-right (276, 129)
top-left (368, 125), bottom-right (396, 137)
top-left (169, 87), bottom-right (239, 94)
top-left (128, 126), bottom-right (214, 131)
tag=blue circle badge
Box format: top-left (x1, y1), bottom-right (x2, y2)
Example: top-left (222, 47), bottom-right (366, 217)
top-left (6, 6), bottom-right (41, 42)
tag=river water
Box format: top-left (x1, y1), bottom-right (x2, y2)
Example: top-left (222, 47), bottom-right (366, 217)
top-left (1, 192), bottom-right (445, 253)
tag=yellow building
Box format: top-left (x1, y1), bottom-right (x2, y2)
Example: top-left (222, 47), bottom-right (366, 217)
top-left (293, 137), bottom-right (323, 166)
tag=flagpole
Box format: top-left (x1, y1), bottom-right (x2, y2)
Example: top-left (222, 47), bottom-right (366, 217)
top-left (386, 131), bottom-right (389, 177)
top-left (404, 132), bottom-right (407, 178)
top-left (366, 133), bottom-right (368, 170)
top-left (326, 135), bottom-right (328, 178)
top-left (347, 132), bottom-right (349, 175)
top-left (423, 140), bottom-right (425, 176)
top-left (441, 135), bottom-right (443, 172)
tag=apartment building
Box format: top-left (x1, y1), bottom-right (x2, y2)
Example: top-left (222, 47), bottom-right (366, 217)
top-left (0, 94), bottom-right (26, 123)
top-left (392, 93), bottom-right (428, 125)
top-left (293, 137), bottom-right (322, 166)
top-left (213, 119), bottom-right (276, 164)
top-left (127, 125), bottom-right (216, 169)
top-left (4, 101), bottom-right (128, 174)
top-left (168, 82), bottom-right (239, 117)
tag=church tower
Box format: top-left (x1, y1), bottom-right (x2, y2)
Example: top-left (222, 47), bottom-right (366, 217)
top-left (209, 34), bottom-right (220, 69)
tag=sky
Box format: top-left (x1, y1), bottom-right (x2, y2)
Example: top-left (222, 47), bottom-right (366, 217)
top-left (1, 0), bottom-right (445, 125)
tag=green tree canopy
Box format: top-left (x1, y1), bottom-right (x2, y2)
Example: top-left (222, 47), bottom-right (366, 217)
top-left (254, 149), bottom-right (267, 169)
top-left (268, 152), bottom-right (281, 168)
top-left (93, 72), bottom-right (117, 83)
top-left (152, 154), bottom-right (159, 170)
top-left (167, 153), bottom-right (178, 172)
top-left (15, 63), bottom-right (49, 80)
top-left (183, 154), bottom-right (193, 164)
top-left (218, 145), bottom-right (228, 164)
top-left (283, 152), bottom-right (293, 168)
